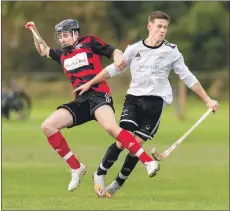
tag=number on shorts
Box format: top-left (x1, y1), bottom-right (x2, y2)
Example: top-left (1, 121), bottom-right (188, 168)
top-left (105, 93), bottom-right (111, 103)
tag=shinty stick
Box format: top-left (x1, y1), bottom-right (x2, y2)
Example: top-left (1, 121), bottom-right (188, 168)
top-left (151, 108), bottom-right (213, 161)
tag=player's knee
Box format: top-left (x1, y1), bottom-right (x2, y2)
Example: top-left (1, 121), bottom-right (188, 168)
top-left (104, 124), bottom-right (120, 137)
top-left (104, 124), bottom-right (115, 136)
top-left (41, 120), bottom-right (49, 134)
top-left (41, 120), bottom-right (56, 136)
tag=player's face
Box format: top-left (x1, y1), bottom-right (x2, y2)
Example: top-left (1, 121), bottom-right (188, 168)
top-left (147, 19), bottom-right (169, 42)
top-left (55, 31), bottom-right (79, 47)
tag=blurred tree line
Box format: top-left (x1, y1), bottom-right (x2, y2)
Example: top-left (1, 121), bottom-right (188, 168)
top-left (2, 1), bottom-right (229, 79)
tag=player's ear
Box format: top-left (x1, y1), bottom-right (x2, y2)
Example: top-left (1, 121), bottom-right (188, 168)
top-left (73, 31), bottom-right (79, 40)
top-left (147, 23), bottom-right (151, 31)
top-left (73, 31), bottom-right (79, 37)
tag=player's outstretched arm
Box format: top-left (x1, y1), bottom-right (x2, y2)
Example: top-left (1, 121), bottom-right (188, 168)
top-left (25, 21), bottom-right (50, 57)
top-left (73, 66), bottom-right (112, 96)
top-left (73, 59), bottom-right (128, 96)
top-left (173, 55), bottom-right (219, 112)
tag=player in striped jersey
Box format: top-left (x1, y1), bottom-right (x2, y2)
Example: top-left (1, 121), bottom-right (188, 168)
top-left (25, 19), bottom-right (159, 195)
top-left (74, 11), bottom-right (219, 197)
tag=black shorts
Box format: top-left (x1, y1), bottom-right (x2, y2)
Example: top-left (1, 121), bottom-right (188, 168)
top-left (57, 89), bottom-right (114, 128)
top-left (120, 94), bottom-right (164, 141)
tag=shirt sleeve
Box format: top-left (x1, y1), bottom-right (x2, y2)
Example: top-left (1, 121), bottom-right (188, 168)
top-left (172, 55), bottom-right (198, 88)
top-left (106, 63), bottom-right (128, 77)
top-left (122, 44), bottom-right (136, 66)
top-left (90, 35), bottom-right (115, 59)
top-left (48, 48), bottom-right (63, 64)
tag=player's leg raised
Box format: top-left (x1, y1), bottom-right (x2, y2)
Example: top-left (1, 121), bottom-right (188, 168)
top-left (41, 108), bottom-right (87, 191)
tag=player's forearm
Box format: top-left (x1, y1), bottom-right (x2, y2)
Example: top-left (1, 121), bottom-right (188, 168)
top-left (32, 27), bottom-right (49, 57)
top-left (33, 36), bottom-right (43, 55)
top-left (190, 82), bottom-right (211, 104)
top-left (88, 68), bottom-right (111, 86)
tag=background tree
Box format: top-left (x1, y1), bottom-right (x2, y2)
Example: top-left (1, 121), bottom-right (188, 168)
top-left (2, 1), bottom-right (229, 78)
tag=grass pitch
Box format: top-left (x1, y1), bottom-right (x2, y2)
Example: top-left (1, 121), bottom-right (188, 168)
top-left (2, 97), bottom-right (229, 210)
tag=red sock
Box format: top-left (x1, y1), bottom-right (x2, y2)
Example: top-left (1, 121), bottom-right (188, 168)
top-left (116, 129), bottom-right (152, 163)
top-left (47, 131), bottom-right (80, 169)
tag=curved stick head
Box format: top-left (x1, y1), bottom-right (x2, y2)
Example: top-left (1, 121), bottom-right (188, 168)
top-left (151, 148), bottom-right (161, 161)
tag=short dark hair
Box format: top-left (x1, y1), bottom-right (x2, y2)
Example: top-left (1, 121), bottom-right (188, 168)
top-left (148, 11), bottom-right (170, 23)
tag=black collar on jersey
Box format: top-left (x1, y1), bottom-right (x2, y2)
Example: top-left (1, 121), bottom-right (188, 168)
top-left (62, 38), bottom-right (81, 55)
top-left (142, 39), bottom-right (164, 49)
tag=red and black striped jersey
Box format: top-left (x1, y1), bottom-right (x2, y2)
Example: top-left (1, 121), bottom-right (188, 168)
top-left (49, 34), bottom-right (115, 94)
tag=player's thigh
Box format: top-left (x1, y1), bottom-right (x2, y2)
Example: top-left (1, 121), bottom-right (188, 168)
top-left (90, 91), bottom-right (120, 135)
top-left (89, 91), bottom-right (115, 117)
top-left (119, 95), bottom-right (138, 133)
top-left (94, 105), bottom-right (121, 137)
top-left (43, 108), bottom-right (73, 130)
top-left (57, 99), bottom-right (93, 128)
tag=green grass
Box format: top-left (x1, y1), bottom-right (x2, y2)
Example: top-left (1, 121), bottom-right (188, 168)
top-left (2, 98), bottom-right (229, 210)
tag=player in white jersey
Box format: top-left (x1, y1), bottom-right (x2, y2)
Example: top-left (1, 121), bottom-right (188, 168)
top-left (74, 11), bottom-right (219, 197)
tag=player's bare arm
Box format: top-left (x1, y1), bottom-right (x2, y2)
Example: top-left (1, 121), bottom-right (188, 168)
top-left (73, 67), bottom-right (111, 96)
top-left (25, 21), bottom-right (50, 57)
top-left (73, 59), bottom-right (128, 96)
top-left (73, 45), bottom-right (131, 96)
top-left (190, 82), bottom-right (219, 112)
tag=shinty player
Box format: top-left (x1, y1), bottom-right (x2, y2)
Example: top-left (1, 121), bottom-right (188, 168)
top-left (25, 19), bottom-right (160, 194)
top-left (74, 11), bottom-right (219, 197)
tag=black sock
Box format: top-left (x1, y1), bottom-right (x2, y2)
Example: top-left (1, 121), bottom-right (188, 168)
top-left (115, 154), bottom-right (139, 186)
top-left (97, 142), bottom-right (123, 175)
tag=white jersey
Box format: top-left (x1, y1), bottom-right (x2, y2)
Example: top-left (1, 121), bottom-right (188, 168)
top-left (122, 40), bottom-right (198, 105)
